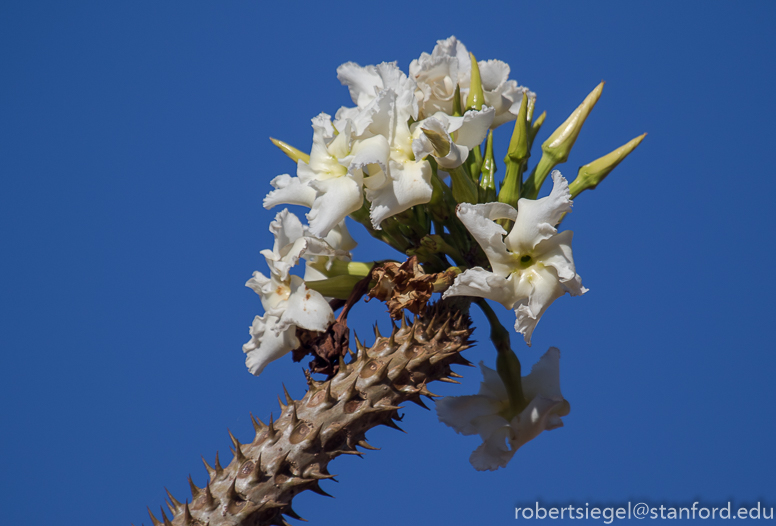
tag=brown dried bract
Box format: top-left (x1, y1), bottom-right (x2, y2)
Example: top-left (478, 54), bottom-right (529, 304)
top-left (294, 320), bottom-right (349, 376)
top-left (368, 256), bottom-right (456, 319)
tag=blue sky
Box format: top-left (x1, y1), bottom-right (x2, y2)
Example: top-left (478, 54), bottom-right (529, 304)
top-left (1, 1), bottom-right (774, 524)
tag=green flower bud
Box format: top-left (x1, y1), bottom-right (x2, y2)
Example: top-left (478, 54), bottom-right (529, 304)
top-left (522, 82), bottom-right (604, 199)
top-left (269, 137), bottom-right (310, 164)
top-left (304, 275), bottom-right (365, 300)
top-left (479, 130), bottom-right (497, 203)
top-left (569, 133), bottom-right (646, 198)
top-left (542, 81), bottom-right (604, 163)
top-left (465, 53), bottom-right (484, 111)
top-left (497, 92), bottom-right (530, 209)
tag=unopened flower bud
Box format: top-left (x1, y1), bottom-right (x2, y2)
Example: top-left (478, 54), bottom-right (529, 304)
top-left (269, 137), bottom-right (310, 164)
top-left (465, 53), bottom-right (484, 111)
top-left (569, 133), bottom-right (646, 198)
top-left (542, 81), bottom-right (604, 163)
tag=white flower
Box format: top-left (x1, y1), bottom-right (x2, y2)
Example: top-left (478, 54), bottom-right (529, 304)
top-left (412, 109), bottom-right (494, 170)
top-left (264, 113), bottom-right (387, 238)
top-left (436, 347), bottom-right (569, 471)
top-left (409, 36), bottom-right (535, 129)
top-left (242, 210), bottom-right (337, 376)
top-left (302, 219), bottom-right (357, 283)
top-left (443, 171), bottom-right (586, 345)
top-left (335, 62), bottom-right (435, 229)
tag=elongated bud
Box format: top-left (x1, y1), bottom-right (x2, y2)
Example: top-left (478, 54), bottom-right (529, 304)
top-left (529, 110), bottom-right (546, 148)
top-left (543, 81), bottom-right (604, 163)
top-left (269, 137), bottom-right (310, 164)
top-left (452, 84), bottom-right (463, 118)
top-left (505, 92), bottom-right (531, 164)
top-left (479, 131), bottom-right (497, 203)
top-left (448, 165), bottom-right (479, 204)
top-left (305, 275), bottom-right (364, 299)
top-left (465, 53), bottom-right (484, 111)
top-left (523, 82), bottom-right (604, 199)
top-left (569, 133), bottom-right (646, 198)
top-left (497, 92), bottom-right (530, 208)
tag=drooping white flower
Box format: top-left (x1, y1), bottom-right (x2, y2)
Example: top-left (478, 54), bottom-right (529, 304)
top-left (409, 36), bottom-right (535, 129)
top-left (436, 347), bottom-right (569, 471)
top-left (242, 210), bottom-right (337, 376)
top-left (443, 171), bottom-right (586, 345)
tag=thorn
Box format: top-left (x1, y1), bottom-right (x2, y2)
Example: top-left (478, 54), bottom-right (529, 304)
top-left (188, 475), bottom-right (200, 499)
top-left (164, 487), bottom-right (182, 512)
top-left (304, 466), bottom-right (337, 480)
top-left (357, 439), bottom-right (380, 450)
top-left (449, 371), bottom-right (464, 378)
top-left (306, 422), bottom-right (323, 443)
top-left (290, 403), bottom-right (299, 426)
top-left (282, 383), bottom-right (294, 405)
top-left (214, 451), bottom-right (223, 476)
top-left (227, 429), bottom-right (245, 462)
top-left (338, 354), bottom-right (348, 374)
top-left (267, 414), bottom-right (278, 442)
top-left (203, 481), bottom-right (216, 509)
top-left (374, 323), bottom-right (382, 338)
top-left (420, 385), bottom-right (441, 399)
top-left (160, 508), bottom-right (173, 526)
top-left (373, 360), bottom-right (391, 382)
top-left (341, 376), bottom-right (358, 402)
top-left (183, 500), bottom-right (193, 525)
top-left (400, 312), bottom-right (407, 330)
top-left (251, 412), bottom-right (265, 434)
top-left (323, 382), bottom-right (335, 406)
top-left (333, 449), bottom-right (364, 457)
top-left (438, 377), bottom-right (461, 384)
top-left (309, 481), bottom-right (335, 498)
top-left (284, 507), bottom-right (307, 521)
top-left (227, 477), bottom-right (239, 501)
top-left (277, 394), bottom-right (287, 412)
top-left (427, 311), bottom-right (438, 331)
top-left (407, 394), bottom-right (430, 410)
top-left (381, 418), bottom-right (407, 433)
top-left (272, 451), bottom-right (290, 475)
top-left (147, 507), bottom-right (162, 526)
top-left (201, 456), bottom-right (215, 479)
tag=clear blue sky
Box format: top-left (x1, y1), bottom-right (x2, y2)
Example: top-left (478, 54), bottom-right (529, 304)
top-left (1, 1), bottom-right (774, 524)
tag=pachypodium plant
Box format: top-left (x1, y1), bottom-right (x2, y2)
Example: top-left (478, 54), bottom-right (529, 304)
top-left (147, 36), bottom-right (643, 526)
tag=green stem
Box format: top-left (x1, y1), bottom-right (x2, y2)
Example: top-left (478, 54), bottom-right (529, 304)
top-left (476, 299), bottom-right (527, 416)
top-left (521, 154), bottom-right (557, 200)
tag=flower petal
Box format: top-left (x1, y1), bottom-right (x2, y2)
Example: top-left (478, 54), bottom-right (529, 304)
top-left (509, 395), bottom-right (568, 449)
top-left (455, 202), bottom-right (517, 276)
top-left (367, 159), bottom-right (432, 229)
top-left (535, 230), bottom-right (587, 296)
top-left (337, 62), bottom-right (384, 107)
top-left (445, 107), bottom-right (495, 148)
top-left (307, 173), bottom-right (364, 238)
top-left (436, 394), bottom-right (502, 436)
top-left (243, 314), bottom-right (300, 376)
top-left (513, 266), bottom-right (565, 345)
top-left (274, 276), bottom-right (334, 334)
top-left (263, 174), bottom-right (316, 210)
top-left (506, 171), bottom-right (572, 253)
top-left (469, 425), bottom-right (516, 471)
top-left (443, 267), bottom-right (517, 309)
top-left (521, 347), bottom-right (564, 402)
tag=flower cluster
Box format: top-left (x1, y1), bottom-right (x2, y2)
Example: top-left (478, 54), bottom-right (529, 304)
top-left (244, 36), bottom-right (642, 470)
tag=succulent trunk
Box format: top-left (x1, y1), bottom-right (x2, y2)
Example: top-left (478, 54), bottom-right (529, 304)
top-left (150, 299), bottom-right (473, 526)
